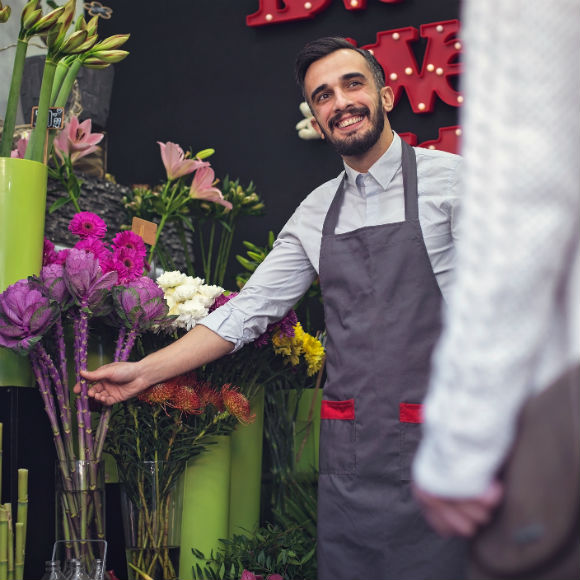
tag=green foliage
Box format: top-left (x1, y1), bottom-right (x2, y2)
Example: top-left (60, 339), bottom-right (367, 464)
top-left (104, 398), bottom-right (238, 504)
top-left (190, 522), bottom-right (316, 580)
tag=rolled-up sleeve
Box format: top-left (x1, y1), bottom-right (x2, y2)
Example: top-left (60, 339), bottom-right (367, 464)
top-left (199, 210), bottom-right (318, 351)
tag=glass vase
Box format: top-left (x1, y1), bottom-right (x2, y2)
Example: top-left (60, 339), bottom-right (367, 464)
top-left (120, 460), bottom-right (184, 580)
top-left (54, 460), bottom-right (106, 572)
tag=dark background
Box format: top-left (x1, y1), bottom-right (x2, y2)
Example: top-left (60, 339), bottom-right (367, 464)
top-left (2, 1), bottom-right (461, 577)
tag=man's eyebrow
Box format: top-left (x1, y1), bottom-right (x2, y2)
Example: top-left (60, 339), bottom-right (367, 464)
top-left (309, 72), bottom-right (367, 102)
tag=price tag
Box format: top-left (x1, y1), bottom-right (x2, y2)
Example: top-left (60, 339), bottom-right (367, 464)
top-left (30, 106), bottom-right (65, 129)
top-left (132, 217), bottom-right (157, 245)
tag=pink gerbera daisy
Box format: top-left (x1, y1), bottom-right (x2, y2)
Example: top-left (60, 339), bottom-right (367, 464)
top-left (42, 238), bottom-right (59, 266)
top-left (110, 247), bottom-right (145, 283)
top-left (112, 231), bottom-right (147, 259)
top-left (74, 237), bottom-right (111, 264)
top-left (68, 212), bottom-right (107, 240)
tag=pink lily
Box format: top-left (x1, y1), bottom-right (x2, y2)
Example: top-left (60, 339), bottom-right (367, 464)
top-left (158, 141), bottom-right (208, 181)
top-left (53, 116), bottom-right (104, 164)
top-left (11, 136), bottom-right (28, 159)
top-left (189, 166), bottom-right (233, 211)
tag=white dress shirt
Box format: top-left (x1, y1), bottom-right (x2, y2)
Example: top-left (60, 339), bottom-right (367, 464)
top-left (412, 0), bottom-right (580, 497)
top-left (201, 132), bottom-right (462, 350)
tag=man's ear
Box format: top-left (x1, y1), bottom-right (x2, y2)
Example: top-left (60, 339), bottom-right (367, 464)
top-left (381, 86), bottom-right (395, 113)
top-left (311, 117), bottom-right (325, 140)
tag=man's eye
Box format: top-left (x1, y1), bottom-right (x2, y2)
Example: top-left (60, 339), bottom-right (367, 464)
top-left (317, 93), bottom-right (330, 103)
top-left (348, 80), bottom-right (362, 88)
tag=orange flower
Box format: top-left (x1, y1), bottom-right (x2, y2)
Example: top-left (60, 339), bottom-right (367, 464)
top-left (138, 382), bottom-right (175, 405)
top-left (169, 385), bottom-right (202, 415)
top-left (221, 384), bottom-right (255, 424)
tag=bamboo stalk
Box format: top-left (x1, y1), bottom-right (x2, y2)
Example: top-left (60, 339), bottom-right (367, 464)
top-left (0, 425), bottom-right (3, 505)
top-left (15, 470), bottom-right (27, 573)
top-left (13, 524), bottom-right (23, 580)
top-left (0, 508), bottom-right (8, 580)
top-left (3, 506), bottom-right (12, 580)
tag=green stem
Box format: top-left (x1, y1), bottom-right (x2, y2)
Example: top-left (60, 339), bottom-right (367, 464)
top-left (50, 59), bottom-right (71, 105)
top-left (0, 39), bottom-right (29, 157)
top-left (46, 58), bottom-right (83, 157)
top-left (25, 57), bottom-right (58, 163)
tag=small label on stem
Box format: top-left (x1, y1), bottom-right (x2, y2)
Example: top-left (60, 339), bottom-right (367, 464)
top-left (132, 217), bottom-right (157, 245)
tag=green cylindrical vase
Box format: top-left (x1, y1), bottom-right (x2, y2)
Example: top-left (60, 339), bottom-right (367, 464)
top-left (179, 435), bottom-right (231, 580)
top-left (228, 386), bottom-right (265, 538)
top-left (0, 157), bottom-right (48, 387)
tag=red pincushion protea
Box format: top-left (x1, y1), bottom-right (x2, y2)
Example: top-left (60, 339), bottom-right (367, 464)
top-left (197, 381), bottom-right (224, 412)
top-left (138, 382), bottom-right (176, 405)
top-left (221, 384), bottom-right (255, 424)
top-left (169, 385), bottom-right (202, 415)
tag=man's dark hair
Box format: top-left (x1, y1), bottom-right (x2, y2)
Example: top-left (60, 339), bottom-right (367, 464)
top-left (295, 36), bottom-right (386, 99)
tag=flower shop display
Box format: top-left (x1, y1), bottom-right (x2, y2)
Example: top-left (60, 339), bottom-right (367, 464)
top-left (0, 212), bottom-right (169, 571)
top-left (0, 424), bottom-right (29, 580)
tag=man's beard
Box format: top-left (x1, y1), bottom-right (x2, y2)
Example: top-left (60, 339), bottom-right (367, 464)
top-left (320, 102), bottom-right (385, 157)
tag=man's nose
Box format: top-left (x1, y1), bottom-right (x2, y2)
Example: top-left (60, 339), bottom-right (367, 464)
top-left (333, 88), bottom-right (352, 111)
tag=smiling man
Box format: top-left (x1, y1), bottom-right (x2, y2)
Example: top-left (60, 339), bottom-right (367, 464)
top-left (79, 37), bottom-right (465, 580)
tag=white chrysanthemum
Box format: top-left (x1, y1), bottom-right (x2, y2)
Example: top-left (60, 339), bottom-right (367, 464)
top-left (178, 299), bottom-right (208, 319)
top-left (196, 284), bottom-right (224, 307)
top-left (173, 283), bottom-right (200, 302)
top-left (157, 271), bottom-right (187, 289)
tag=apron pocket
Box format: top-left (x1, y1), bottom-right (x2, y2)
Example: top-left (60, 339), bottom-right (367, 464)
top-left (319, 399), bottom-right (356, 475)
top-left (399, 402), bottom-right (423, 481)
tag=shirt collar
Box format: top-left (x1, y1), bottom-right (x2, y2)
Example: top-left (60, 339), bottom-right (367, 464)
top-left (343, 132), bottom-right (402, 195)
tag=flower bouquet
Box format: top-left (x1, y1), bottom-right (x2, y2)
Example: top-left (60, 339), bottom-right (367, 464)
top-left (0, 211), bottom-right (169, 569)
top-left (121, 140), bottom-right (265, 283)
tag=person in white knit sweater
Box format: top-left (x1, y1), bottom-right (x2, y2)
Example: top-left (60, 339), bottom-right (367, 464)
top-left (412, 0), bottom-right (579, 573)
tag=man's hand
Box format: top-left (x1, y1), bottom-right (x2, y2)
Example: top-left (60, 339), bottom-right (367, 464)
top-left (412, 480), bottom-right (503, 537)
top-left (74, 362), bottom-right (148, 406)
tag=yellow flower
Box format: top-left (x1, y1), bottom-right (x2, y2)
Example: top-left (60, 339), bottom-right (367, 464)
top-left (302, 332), bottom-right (325, 376)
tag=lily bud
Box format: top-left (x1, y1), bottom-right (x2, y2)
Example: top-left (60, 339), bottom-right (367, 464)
top-left (29, 5), bottom-right (65, 34)
top-left (73, 33), bottom-right (98, 54)
top-left (195, 148), bottom-right (215, 160)
top-left (22, 8), bottom-right (42, 31)
top-left (93, 33), bottom-right (130, 51)
top-left (60, 29), bottom-right (88, 54)
top-left (90, 49), bottom-right (129, 64)
top-left (20, 0), bottom-right (40, 29)
top-left (85, 14), bottom-right (99, 37)
top-left (82, 57), bottom-right (110, 69)
top-left (0, 3), bottom-right (11, 23)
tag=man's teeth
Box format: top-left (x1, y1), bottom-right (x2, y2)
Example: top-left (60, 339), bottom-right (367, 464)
top-left (337, 116), bottom-right (363, 128)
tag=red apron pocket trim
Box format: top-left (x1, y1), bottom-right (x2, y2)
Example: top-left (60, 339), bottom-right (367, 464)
top-left (321, 399), bottom-right (355, 420)
top-left (399, 403), bottom-right (423, 423)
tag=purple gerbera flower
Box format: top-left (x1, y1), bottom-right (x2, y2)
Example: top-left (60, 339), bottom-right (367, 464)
top-left (68, 212), bottom-right (107, 240)
top-left (0, 279), bottom-right (59, 353)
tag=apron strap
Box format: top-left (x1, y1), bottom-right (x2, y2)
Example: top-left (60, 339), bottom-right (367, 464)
top-left (322, 138), bottom-right (419, 235)
top-left (401, 139), bottom-right (419, 221)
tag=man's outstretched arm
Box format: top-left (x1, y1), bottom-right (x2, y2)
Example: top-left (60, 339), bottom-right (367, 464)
top-left (75, 325), bottom-right (234, 405)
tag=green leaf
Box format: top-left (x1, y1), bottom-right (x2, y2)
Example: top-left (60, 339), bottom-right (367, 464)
top-left (49, 196), bottom-right (72, 213)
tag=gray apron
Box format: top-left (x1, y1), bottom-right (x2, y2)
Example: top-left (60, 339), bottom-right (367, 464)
top-left (317, 141), bottom-right (467, 580)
